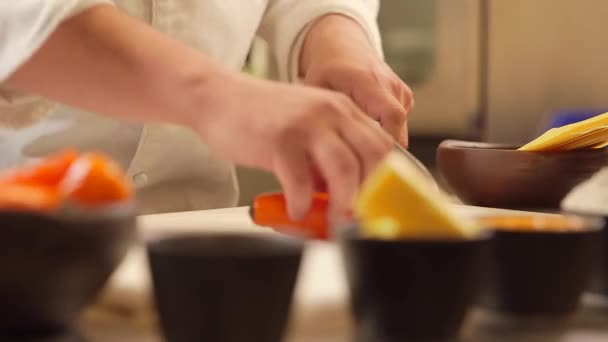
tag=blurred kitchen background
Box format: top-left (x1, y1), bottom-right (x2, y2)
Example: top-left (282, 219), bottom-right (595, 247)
top-left (237, 0), bottom-right (608, 205)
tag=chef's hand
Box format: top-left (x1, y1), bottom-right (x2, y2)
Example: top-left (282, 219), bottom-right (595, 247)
top-left (300, 14), bottom-right (414, 147)
top-left (197, 72), bottom-right (392, 221)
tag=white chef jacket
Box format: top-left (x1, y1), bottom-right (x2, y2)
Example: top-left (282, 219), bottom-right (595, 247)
top-left (0, 0), bottom-right (382, 214)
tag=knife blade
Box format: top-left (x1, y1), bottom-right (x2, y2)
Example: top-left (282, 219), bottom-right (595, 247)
top-left (393, 143), bottom-right (438, 190)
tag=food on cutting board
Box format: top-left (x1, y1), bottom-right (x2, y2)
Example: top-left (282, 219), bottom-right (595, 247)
top-left (250, 192), bottom-right (330, 239)
top-left (355, 150), bottom-right (480, 239)
top-left (477, 215), bottom-right (586, 232)
top-left (519, 111), bottom-right (608, 152)
top-left (0, 150), bottom-right (133, 212)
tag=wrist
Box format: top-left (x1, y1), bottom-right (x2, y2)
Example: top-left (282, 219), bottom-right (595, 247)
top-left (186, 67), bottom-right (264, 140)
top-left (177, 65), bottom-right (237, 131)
top-left (299, 14), bottom-right (377, 78)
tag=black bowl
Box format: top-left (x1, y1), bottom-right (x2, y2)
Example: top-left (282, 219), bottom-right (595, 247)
top-left (478, 215), bottom-right (603, 315)
top-left (340, 227), bottom-right (491, 342)
top-left (0, 203), bottom-right (136, 334)
top-left (147, 233), bottom-right (304, 342)
top-left (584, 217), bottom-right (608, 296)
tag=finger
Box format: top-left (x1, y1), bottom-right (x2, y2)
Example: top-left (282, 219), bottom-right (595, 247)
top-left (340, 97), bottom-right (393, 149)
top-left (338, 118), bottom-right (392, 181)
top-left (389, 73), bottom-right (414, 112)
top-left (273, 146), bottom-right (314, 221)
top-left (336, 99), bottom-right (393, 178)
top-left (311, 164), bottom-right (328, 192)
top-left (310, 130), bottom-right (360, 221)
top-left (371, 89), bottom-right (408, 144)
top-left (345, 80), bottom-right (406, 144)
top-left (399, 82), bottom-right (415, 114)
top-left (397, 84), bottom-right (413, 147)
top-left (400, 119), bottom-right (409, 148)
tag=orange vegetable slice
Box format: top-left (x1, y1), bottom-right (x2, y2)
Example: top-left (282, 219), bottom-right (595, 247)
top-left (0, 149), bottom-right (79, 186)
top-left (251, 192), bottom-right (330, 239)
top-left (60, 153), bottom-right (133, 206)
top-left (0, 182), bottom-right (61, 212)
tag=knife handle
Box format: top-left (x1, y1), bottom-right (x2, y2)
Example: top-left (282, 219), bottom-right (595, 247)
top-left (250, 192), bottom-right (330, 240)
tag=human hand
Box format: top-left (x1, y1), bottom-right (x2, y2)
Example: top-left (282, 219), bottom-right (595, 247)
top-left (196, 71), bottom-right (392, 222)
top-left (300, 14), bottom-right (414, 147)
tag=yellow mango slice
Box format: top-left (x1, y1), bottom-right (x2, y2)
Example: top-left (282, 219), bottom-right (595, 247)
top-left (354, 151), bottom-right (480, 239)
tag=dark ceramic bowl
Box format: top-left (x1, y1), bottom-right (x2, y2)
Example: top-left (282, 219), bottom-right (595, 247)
top-left (147, 233), bottom-right (304, 342)
top-left (436, 140), bottom-right (608, 209)
top-left (478, 214), bottom-right (603, 316)
top-left (0, 203), bottom-right (136, 334)
top-left (340, 227), bottom-right (491, 342)
top-left (579, 216), bottom-right (608, 296)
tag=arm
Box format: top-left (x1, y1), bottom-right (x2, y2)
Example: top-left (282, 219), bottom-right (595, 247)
top-left (4, 3), bottom-right (225, 128)
top-left (258, 1), bottom-right (414, 146)
top-left (257, 0), bottom-right (382, 82)
top-left (4, 2), bottom-right (392, 221)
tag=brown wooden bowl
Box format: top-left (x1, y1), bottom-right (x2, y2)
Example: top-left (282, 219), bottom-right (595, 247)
top-left (0, 202), bottom-right (137, 335)
top-left (436, 140), bottom-right (608, 209)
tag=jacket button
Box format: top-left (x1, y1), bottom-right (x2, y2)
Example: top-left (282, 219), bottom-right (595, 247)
top-left (132, 172), bottom-right (149, 187)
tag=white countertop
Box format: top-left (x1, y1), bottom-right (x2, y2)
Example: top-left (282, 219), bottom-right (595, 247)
top-left (78, 205), bottom-right (608, 342)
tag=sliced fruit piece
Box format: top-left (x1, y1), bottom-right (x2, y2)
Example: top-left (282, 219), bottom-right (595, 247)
top-left (0, 149), bottom-right (79, 186)
top-left (60, 153), bottom-right (133, 206)
top-left (364, 217), bottom-right (401, 239)
top-left (0, 182), bottom-right (61, 212)
top-left (354, 150), bottom-right (479, 239)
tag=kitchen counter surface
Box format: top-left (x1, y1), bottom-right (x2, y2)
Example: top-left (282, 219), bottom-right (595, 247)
top-left (75, 205), bottom-right (608, 342)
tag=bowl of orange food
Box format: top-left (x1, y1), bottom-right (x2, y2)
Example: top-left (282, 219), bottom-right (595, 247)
top-left (0, 150), bottom-right (136, 336)
top-left (477, 214), bottom-right (603, 316)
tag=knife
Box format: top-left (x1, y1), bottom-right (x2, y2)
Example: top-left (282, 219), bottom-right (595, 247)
top-left (393, 143), bottom-right (437, 187)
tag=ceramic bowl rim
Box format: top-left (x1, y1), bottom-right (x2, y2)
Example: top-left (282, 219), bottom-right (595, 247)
top-left (147, 232), bottom-right (305, 258)
top-left (0, 199), bottom-right (137, 224)
top-left (438, 139), bottom-right (608, 156)
top-left (476, 213), bottom-right (604, 236)
top-left (336, 225), bottom-right (494, 245)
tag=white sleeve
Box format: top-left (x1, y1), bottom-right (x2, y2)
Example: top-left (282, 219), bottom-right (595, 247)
top-left (257, 0), bottom-right (382, 83)
top-left (0, 0), bottom-right (113, 82)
